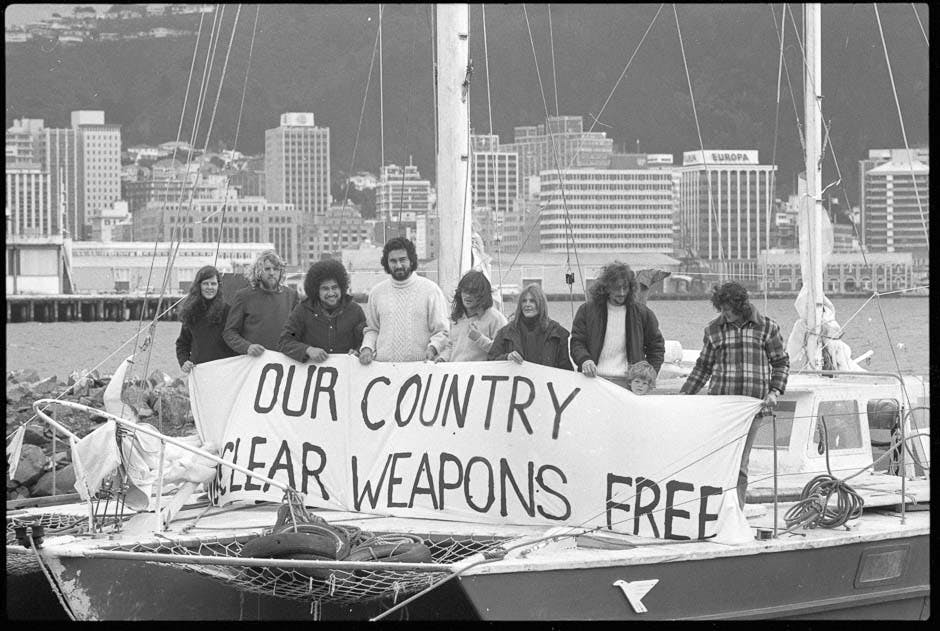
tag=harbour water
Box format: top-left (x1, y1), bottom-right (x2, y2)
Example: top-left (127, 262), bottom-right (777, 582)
top-left (4, 296), bottom-right (930, 378)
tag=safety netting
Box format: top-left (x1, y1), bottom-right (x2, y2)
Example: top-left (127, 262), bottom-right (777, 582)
top-left (107, 532), bottom-right (508, 605)
top-left (6, 513), bottom-right (88, 574)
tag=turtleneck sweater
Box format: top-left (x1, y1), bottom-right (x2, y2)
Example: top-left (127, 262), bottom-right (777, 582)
top-left (361, 273), bottom-right (449, 361)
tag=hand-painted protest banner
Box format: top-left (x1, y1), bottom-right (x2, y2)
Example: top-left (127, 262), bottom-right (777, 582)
top-left (190, 352), bottom-right (762, 543)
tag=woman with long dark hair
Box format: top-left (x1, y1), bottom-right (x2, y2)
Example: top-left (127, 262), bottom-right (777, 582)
top-left (437, 270), bottom-right (507, 362)
top-left (175, 265), bottom-right (238, 373)
top-left (487, 283), bottom-right (572, 370)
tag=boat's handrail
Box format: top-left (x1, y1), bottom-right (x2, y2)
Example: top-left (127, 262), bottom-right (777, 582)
top-left (31, 398), bottom-right (298, 498)
top-left (775, 370), bottom-right (927, 526)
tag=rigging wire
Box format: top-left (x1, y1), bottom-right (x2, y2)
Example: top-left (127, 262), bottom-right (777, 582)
top-left (910, 3), bottom-right (929, 46)
top-left (214, 4), bottom-right (262, 268)
top-left (780, 4), bottom-right (921, 401)
top-left (873, 3), bottom-right (929, 255)
top-left (496, 4), bottom-right (663, 291)
top-left (479, 4), bottom-right (503, 302)
top-left (522, 3), bottom-right (585, 300)
top-left (548, 4), bottom-right (559, 117)
top-left (379, 4), bottom-right (385, 170)
top-left (764, 3), bottom-right (788, 316)
top-left (673, 4), bottom-right (725, 266)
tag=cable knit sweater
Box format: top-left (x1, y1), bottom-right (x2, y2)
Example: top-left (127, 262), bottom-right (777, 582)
top-left (361, 274), bottom-right (450, 361)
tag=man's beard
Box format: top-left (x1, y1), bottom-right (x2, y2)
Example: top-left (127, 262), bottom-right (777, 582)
top-left (391, 268), bottom-right (411, 280)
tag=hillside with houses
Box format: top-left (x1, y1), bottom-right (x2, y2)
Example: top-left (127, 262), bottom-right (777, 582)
top-left (4, 4), bottom-right (213, 46)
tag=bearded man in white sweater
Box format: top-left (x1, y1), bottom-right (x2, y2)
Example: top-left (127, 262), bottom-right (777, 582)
top-left (359, 237), bottom-right (450, 364)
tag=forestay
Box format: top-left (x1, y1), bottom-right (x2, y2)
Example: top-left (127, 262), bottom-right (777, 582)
top-left (190, 353), bottom-right (761, 543)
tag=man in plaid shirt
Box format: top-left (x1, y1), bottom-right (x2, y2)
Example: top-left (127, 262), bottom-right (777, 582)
top-left (680, 282), bottom-right (789, 507)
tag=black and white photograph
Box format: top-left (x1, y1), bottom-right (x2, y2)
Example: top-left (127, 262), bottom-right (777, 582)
top-left (5, 3), bottom-right (930, 621)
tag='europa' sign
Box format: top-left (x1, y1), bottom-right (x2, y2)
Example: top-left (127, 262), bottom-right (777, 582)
top-left (190, 353), bottom-right (761, 543)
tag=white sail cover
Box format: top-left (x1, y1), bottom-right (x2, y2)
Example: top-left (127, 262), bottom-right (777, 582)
top-left (190, 353), bottom-right (763, 544)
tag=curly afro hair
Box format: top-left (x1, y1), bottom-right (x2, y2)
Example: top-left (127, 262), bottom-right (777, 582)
top-left (588, 260), bottom-right (637, 306)
top-left (304, 259), bottom-right (350, 305)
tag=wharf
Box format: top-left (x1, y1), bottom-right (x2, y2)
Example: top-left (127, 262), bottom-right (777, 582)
top-left (6, 294), bottom-right (186, 323)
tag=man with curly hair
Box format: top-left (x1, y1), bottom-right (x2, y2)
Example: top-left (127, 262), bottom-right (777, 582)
top-left (223, 250), bottom-right (299, 357)
top-left (359, 237), bottom-right (449, 364)
top-left (278, 259), bottom-right (366, 362)
top-left (570, 260), bottom-right (665, 380)
top-left (680, 281), bottom-right (789, 507)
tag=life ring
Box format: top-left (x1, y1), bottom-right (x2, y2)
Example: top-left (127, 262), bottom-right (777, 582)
top-left (346, 541), bottom-right (433, 564)
top-left (239, 531), bottom-right (346, 562)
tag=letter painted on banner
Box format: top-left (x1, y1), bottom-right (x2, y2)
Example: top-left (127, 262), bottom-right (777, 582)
top-left (191, 353), bottom-right (761, 543)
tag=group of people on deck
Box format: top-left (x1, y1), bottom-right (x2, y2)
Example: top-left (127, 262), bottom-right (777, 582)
top-left (177, 236), bottom-right (789, 506)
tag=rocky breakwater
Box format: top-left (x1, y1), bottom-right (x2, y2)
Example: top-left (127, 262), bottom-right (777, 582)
top-left (6, 368), bottom-right (196, 501)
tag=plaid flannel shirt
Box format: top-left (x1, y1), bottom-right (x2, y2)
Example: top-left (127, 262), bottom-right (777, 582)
top-left (680, 307), bottom-right (789, 399)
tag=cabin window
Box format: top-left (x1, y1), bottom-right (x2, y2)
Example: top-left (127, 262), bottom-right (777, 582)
top-left (812, 400), bottom-right (863, 451)
top-left (752, 400), bottom-right (796, 449)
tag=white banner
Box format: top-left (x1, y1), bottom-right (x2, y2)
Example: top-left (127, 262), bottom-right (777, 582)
top-left (190, 353), bottom-right (762, 543)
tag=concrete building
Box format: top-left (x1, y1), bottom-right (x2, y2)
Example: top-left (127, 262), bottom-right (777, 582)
top-left (538, 168), bottom-right (677, 254)
top-left (5, 162), bottom-right (52, 237)
top-left (859, 149), bottom-right (929, 253)
top-left (133, 195), bottom-right (304, 267)
top-left (5, 235), bottom-right (70, 295)
top-left (471, 133), bottom-right (519, 221)
top-left (89, 200), bottom-right (131, 241)
top-left (755, 250), bottom-right (914, 294)
top-left (72, 111), bottom-right (122, 240)
top-left (307, 203), bottom-right (373, 260)
top-left (68, 241), bottom-right (274, 294)
top-left (375, 163), bottom-right (433, 257)
top-left (264, 112), bottom-right (330, 224)
top-left (677, 149), bottom-right (776, 260)
top-left (501, 115), bottom-right (614, 198)
top-left (5, 118), bottom-right (44, 163)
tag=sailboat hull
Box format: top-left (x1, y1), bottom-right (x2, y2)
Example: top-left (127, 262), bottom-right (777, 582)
top-left (457, 534), bottom-right (930, 620)
top-left (33, 530), bottom-right (928, 620)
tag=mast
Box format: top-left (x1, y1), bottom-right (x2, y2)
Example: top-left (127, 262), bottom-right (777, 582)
top-left (800, 3), bottom-right (825, 369)
top-left (435, 4), bottom-right (473, 300)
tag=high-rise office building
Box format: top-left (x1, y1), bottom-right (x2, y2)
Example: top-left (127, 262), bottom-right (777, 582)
top-left (72, 111), bottom-right (122, 240)
top-left (501, 115), bottom-right (613, 198)
top-left (471, 134), bottom-right (519, 221)
top-left (5, 163), bottom-right (51, 237)
top-left (860, 149), bottom-right (929, 253)
top-left (677, 150), bottom-right (776, 260)
top-left (375, 163), bottom-right (433, 257)
top-left (264, 112), bottom-right (330, 220)
top-left (538, 168), bottom-right (676, 253)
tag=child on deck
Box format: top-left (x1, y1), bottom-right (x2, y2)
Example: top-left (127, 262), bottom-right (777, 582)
top-left (626, 361), bottom-right (657, 395)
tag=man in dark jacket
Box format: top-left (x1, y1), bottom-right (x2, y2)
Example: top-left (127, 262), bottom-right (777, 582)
top-left (570, 261), bottom-right (665, 379)
top-left (279, 259), bottom-right (366, 362)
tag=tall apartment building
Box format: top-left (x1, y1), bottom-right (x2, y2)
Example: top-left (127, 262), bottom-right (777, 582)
top-left (134, 196), bottom-right (304, 267)
top-left (375, 163), bottom-right (433, 257)
top-left (471, 134), bottom-right (519, 221)
top-left (264, 112), bottom-right (330, 222)
top-left (538, 168), bottom-right (676, 253)
top-left (72, 111), bottom-right (122, 240)
top-left (5, 163), bottom-right (51, 237)
top-left (677, 150), bottom-right (776, 260)
top-left (501, 115), bottom-right (613, 198)
top-left (860, 149), bottom-right (929, 253)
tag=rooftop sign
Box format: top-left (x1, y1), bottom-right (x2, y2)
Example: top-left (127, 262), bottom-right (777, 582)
top-left (682, 150), bottom-right (759, 166)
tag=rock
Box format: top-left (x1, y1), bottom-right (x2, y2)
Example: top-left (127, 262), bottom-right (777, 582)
top-left (7, 368), bottom-right (40, 384)
top-left (88, 386), bottom-right (107, 402)
top-left (22, 426), bottom-right (49, 446)
top-left (31, 464), bottom-right (77, 497)
top-left (6, 382), bottom-right (32, 403)
top-left (148, 370), bottom-right (173, 389)
top-left (32, 376), bottom-right (60, 395)
top-left (159, 391), bottom-right (194, 428)
top-left (9, 444), bottom-right (48, 486)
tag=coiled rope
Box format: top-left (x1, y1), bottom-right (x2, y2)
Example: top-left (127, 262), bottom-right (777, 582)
top-left (783, 417), bottom-right (864, 530)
